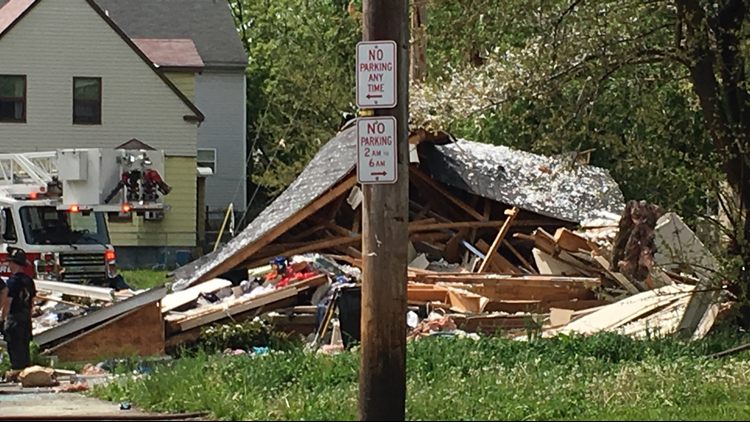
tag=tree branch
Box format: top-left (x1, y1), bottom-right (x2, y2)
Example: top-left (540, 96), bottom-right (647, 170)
top-left (675, 0), bottom-right (740, 191)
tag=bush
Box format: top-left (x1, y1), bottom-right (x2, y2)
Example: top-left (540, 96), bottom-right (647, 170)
top-left (198, 318), bottom-right (300, 354)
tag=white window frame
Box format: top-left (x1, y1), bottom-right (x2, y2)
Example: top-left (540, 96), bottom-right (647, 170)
top-left (197, 148), bottom-right (217, 173)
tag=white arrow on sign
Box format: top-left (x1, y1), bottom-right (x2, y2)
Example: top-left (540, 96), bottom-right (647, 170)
top-left (356, 41), bottom-right (397, 109)
top-left (356, 116), bottom-right (398, 184)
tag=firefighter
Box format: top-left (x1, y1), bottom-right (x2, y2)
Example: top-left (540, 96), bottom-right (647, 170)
top-left (0, 248), bottom-right (36, 370)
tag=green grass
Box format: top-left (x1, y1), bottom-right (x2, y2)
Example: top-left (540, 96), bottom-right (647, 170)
top-left (90, 330), bottom-right (750, 421)
top-left (120, 270), bottom-right (169, 290)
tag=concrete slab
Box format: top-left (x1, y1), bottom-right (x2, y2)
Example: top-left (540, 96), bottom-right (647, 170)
top-left (0, 392), bottom-right (150, 417)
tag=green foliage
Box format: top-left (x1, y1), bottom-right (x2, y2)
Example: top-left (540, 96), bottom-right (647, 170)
top-left (226, 0), bottom-right (725, 229)
top-left (416, 0), bottom-right (723, 222)
top-left (120, 270), bottom-right (168, 290)
top-left (0, 341), bottom-right (49, 375)
top-left (91, 331), bottom-right (750, 420)
top-left (229, 0), bottom-right (361, 197)
top-left (198, 318), bottom-right (300, 354)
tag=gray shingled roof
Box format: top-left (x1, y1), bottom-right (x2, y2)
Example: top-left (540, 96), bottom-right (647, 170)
top-left (420, 139), bottom-right (625, 224)
top-left (171, 127), bottom-right (358, 290)
top-left (171, 126), bottom-right (625, 290)
top-left (93, 0), bottom-right (247, 67)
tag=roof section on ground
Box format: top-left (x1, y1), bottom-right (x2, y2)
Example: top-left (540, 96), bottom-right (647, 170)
top-left (171, 127), bottom-right (358, 289)
top-left (172, 127), bottom-right (625, 289)
top-left (93, 0), bottom-right (248, 68)
top-left (419, 139), bottom-right (625, 223)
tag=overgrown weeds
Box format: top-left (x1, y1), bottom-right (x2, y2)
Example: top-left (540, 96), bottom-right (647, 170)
top-left (91, 328), bottom-right (750, 420)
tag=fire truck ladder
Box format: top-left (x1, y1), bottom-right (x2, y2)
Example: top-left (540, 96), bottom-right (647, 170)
top-left (0, 152), bottom-right (57, 195)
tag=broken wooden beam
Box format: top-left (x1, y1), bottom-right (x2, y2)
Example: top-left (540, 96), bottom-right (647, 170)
top-left (409, 167), bottom-right (486, 221)
top-left (478, 207), bottom-right (519, 273)
top-left (475, 239), bottom-right (523, 274)
top-left (554, 228), bottom-right (593, 253)
top-left (502, 239), bottom-right (537, 274)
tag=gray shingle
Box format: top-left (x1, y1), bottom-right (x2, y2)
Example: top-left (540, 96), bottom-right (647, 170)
top-left (171, 126), bottom-right (625, 289)
top-left (171, 127), bottom-right (357, 289)
top-left (93, 0), bottom-right (247, 67)
top-left (420, 139), bottom-right (625, 223)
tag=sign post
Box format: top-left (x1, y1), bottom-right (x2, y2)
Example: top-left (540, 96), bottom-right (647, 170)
top-left (357, 0), bottom-right (409, 421)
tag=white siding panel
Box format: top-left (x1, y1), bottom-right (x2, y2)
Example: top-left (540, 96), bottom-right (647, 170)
top-left (0, 0), bottom-right (198, 156)
top-left (195, 70), bottom-right (246, 211)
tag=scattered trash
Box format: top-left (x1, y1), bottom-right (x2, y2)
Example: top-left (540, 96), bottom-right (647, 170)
top-left (54, 381), bottom-right (89, 393)
top-left (120, 402), bottom-right (132, 411)
top-left (407, 311), bottom-right (419, 328)
top-left (19, 365), bottom-right (59, 388)
top-left (253, 347), bottom-right (269, 356)
top-left (80, 363), bottom-right (108, 376)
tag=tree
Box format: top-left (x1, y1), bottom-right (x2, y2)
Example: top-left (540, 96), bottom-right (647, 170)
top-left (227, 0), bottom-right (361, 222)
top-left (413, 0), bottom-right (750, 316)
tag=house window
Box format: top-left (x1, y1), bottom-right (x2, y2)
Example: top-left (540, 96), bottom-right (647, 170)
top-left (197, 148), bottom-right (216, 173)
top-left (73, 77), bottom-right (101, 124)
top-left (0, 75), bottom-right (26, 123)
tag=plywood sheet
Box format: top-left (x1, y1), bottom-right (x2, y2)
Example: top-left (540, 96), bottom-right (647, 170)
top-left (161, 278), bottom-right (233, 313)
top-left (50, 302), bottom-right (165, 362)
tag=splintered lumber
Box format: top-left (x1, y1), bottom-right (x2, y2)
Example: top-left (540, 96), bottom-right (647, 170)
top-left (409, 273), bottom-right (600, 303)
top-left (450, 313), bottom-right (535, 334)
top-left (246, 236), bottom-right (362, 267)
top-left (168, 274), bottom-right (328, 332)
top-left (34, 280), bottom-right (120, 302)
top-left (161, 279), bottom-right (233, 313)
top-left (618, 295), bottom-right (692, 338)
top-left (593, 255), bottom-right (640, 294)
top-left (409, 167), bottom-right (487, 221)
top-left (444, 229), bottom-right (469, 263)
top-left (48, 301), bottom-right (165, 362)
top-left (410, 232), bottom-right (454, 243)
top-left (407, 284), bottom-right (490, 313)
top-left (529, 228), bottom-right (558, 255)
top-left (502, 240), bottom-right (537, 274)
top-left (533, 248), bottom-right (582, 276)
top-left (478, 207), bottom-right (519, 273)
top-left (550, 308), bottom-right (576, 327)
top-left (408, 221), bottom-right (509, 232)
top-left (527, 229), bottom-right (598, 275)
top-left (554, 228), bottom-right (593, 253)
top-left (475, 239), bottom-right (523, 274)
top-left (34, 287), bottom-right (168, 348)
top-left (409, 273), bottom-right (600, 287)
top-left (547, 284), bottom-right (695, 337)
top-left (186, 175), bottom-right (358, 288)
top-left (483, 299), bottom-right (608, 314)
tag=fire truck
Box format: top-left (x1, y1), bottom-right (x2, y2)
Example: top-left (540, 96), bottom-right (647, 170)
top-left (0, 148), bottom-right (171, 286)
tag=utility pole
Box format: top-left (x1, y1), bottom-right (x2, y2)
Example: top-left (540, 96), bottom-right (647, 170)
top-left (358, 0), bottom-right (409, 420)
top-left (410, 0), bottom-right (427, 81)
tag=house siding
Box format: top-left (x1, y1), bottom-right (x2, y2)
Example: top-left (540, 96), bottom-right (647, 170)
top-left (165, 72), bottom-right (196, 103)
top-left (0, 0), bottom-right (199, 251)
top-left (108, 156), bottom-right (197, 247)
top-left (0, 0), bottom-right (199, 157)
top-left (195, 69), bottom-right (247, 213)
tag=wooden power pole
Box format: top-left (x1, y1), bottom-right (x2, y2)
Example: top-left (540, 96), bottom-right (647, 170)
top-left (358, 0), bottom-right (409, 420)
top-left (410, 0), bottom-right (427, 81)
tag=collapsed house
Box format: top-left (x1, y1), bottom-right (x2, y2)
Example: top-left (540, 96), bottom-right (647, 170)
top-left (12, 126), bottom-right (730, 363)
top-left (170, 126), bottom-right (624, 290)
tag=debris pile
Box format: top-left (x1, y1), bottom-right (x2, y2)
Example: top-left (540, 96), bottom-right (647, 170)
top-left (0, 127), bottom-right (731, 366)
top-left (164, 128), bottom-right (730, 346)
top-left (161, 254), bottom-right (359, 347)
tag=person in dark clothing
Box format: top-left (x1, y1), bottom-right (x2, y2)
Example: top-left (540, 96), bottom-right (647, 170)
top-left (0, 248), bottom-right (36, 370)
